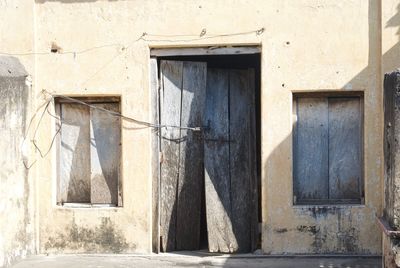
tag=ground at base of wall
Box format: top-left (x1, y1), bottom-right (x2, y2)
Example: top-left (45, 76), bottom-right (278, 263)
top-left (10, 254), bottom-right (381, 268)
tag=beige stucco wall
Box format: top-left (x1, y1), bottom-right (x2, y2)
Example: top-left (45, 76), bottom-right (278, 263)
top-left (0, 1), bottom-right (36, 267)
top-left (0, 58), bottom-right (33, 268)
top-left (1, 0), bottom-right (390, 255)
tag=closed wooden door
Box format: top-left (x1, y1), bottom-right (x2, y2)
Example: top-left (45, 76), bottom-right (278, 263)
top-left (159, 61), bottom-right (257, 253)
top-left (204, 68), bottom-right (257, 253)
top-left (159, 60), bottom-right (207, 251)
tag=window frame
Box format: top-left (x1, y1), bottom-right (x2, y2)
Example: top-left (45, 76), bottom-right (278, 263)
top-left (292, 91), bottom-right (364, 206)
top-left (55, 96), bottom-right (122, 207)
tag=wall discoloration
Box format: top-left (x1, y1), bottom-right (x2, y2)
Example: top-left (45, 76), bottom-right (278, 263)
top-left (296, 225), bottom-right (318, 235)
top-left (274, 228), bottom-right (288, 234)
top-left (264, 205), bottom-right (372, 254)
top-left (45, 217), bottom-right (130, 253)
top-left (0, 56), bottom-right (34, 267)
top-left (270, 208), bottom-right (363, 254)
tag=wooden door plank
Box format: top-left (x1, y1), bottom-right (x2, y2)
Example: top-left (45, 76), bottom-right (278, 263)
top-left (328, 97), bottom-right (361, 199)
top-left (150, 58), bottom-right (160, 253)
top-left (90, 103), bottom-right (120, 205)
top-left (176, 61), bottom-right (207, 250)
top-left (229, 69), bottom-right (253, 252)
top-left (204, 68), bottom-right (236, 253)
top-left (160, 60), bottom-right (183, 252)
top-left (294, 97), bottom-right (329, 202)
top-left (247, 69), bottom-right (258, 252)
top-left (59, 103), bottom-right (91, 203)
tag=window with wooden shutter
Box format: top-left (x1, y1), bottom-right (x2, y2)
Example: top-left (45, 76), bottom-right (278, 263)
top-left (56, 97), bottom-right (121, 206)
top-left (293, 93), bottom-right (364, 205)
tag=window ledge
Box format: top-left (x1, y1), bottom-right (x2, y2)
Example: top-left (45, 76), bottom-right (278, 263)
top-left (292, 204), bottom-right (366, 209)
top-left (57, 203), bottom-right (121, 209)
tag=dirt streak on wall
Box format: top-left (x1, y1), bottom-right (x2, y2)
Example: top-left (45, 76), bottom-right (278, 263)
top-left (0, 57), bottom-right (34, 267)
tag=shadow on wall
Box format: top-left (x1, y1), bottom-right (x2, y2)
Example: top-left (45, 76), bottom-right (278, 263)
top-left (383, 3), bottom-right (400, 73)
top-left (162, 0), bottom-right (400, 260)
top-left (158, 0), bottom-right (400, 259)
top-left (386, 3), bottom-right (400, 39)
top-left (257, 0), bottom-right (400, 258)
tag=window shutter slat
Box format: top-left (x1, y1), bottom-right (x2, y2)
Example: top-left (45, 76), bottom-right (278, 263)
top-left (90, 103), bottom-right (121, 205)
top-left (328, 97), bottom-right (362, 200)
top-left (59, 103), bottom-right (91, 203)
top-left (294, 97), bottom-right (329, 201)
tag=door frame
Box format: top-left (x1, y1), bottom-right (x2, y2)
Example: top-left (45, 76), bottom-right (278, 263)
top-left (150, 46), bottom-right (261, 253)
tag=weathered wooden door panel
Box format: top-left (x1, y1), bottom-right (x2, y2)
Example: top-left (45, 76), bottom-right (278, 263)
top-left (59, 103), bottom-right (91, 203)
top-left (150, 58), bottom-right (160, 253)
top-left (294, 97), bottom-right (329, 202)
top-left (229, 69), bottom-right (254, 252)
top-left (160, 60), bottom-right (207, 251)
top-left (204, 69), bottom-right (235, 252)
top-left (90, 103), bottom-right (121, 205)
top-left (176, 62), bottom-right (207, 249)
top-left (205, 68), bottom-right (257, 253)
top-left (328, 97), bottom-right (361, 199)
top-left (247, 69), bottom-right (258, 252)
top-left (159, 63), bottom-right (257, 253)
top-left (160, 60), bottom-right (183, 252)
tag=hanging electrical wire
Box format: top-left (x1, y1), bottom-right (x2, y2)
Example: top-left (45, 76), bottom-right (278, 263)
top-left (22, 89), bottom-right (204, 170)
top-left (141, 28), bottom-right (265, 42)
top-left (0, 28), bottom-right (264, 56)
top-left (19, 27), bottom-right (265, 169)
top-left (22, 98), bottom-right (53, 169)
top-left (42, 90), bottom-right (203, 131)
